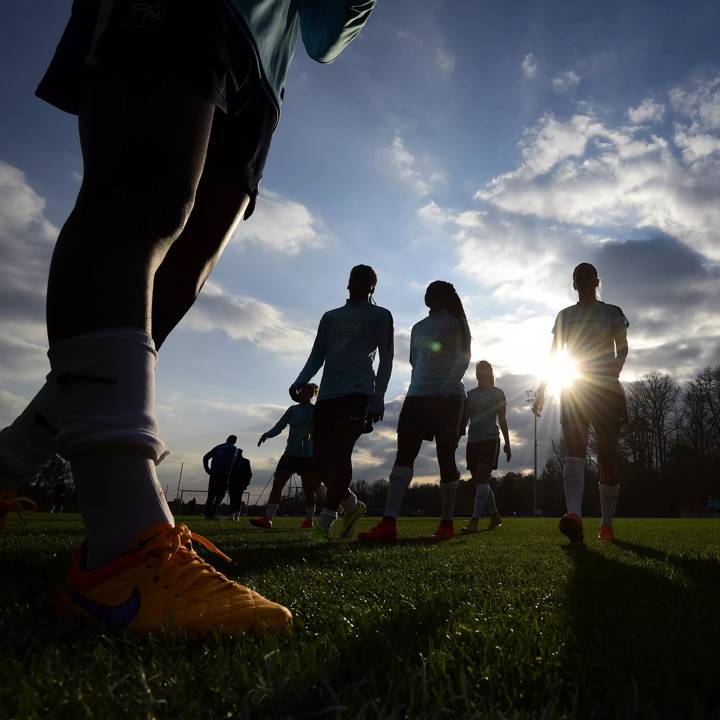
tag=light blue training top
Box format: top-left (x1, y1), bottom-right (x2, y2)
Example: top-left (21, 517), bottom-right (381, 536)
top-left (407, 311), bottom-right (471, 398)
top-left (264, 403), bottom-right (314, 458)
top-left (467, 387), bottom-right (507, 443)
top-left (224, 0), bottom-right (377, 117)
top-left (293, 300), bottom-right (394, 413)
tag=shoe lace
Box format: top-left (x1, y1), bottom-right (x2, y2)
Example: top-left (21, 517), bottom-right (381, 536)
top-left (0, 495), bottom-right (38, 527)
top-left (138, 525), bottom-right (238, 599)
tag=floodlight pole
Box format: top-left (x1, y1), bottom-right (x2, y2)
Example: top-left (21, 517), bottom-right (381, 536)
top-left (526, 390), bottom-right (538, 517)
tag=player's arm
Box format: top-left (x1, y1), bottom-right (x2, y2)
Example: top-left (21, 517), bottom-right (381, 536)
top-left (613, 327), bottom-right (629, 378)
top-left (497, 395), bottom-right (511, 461)
top-left (437, 319), bottom-right (471, 397)
top-left (291, 314), bottom-right (329, 394)
top-left (203, 446), bottom-right (218, 474)
top-left (259, 409), bottom-right (291, 446)
top-left (297, 0), bottom-right (377, 63)
top-left (370, 310), bottom-right (395, 421)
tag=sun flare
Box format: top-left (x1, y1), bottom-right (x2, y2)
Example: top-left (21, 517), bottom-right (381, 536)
top-left (544, 349), bottom-right (580, 397)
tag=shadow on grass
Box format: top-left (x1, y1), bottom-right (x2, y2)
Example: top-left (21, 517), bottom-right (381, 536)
top-left (563, 542), bottom-right (720, 719)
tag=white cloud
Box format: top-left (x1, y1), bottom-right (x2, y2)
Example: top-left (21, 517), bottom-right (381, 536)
top-left (522, 53), bottom-right (538, 79)
top-left (552, 70), bottom-right (580, 94)
top-left (670, 76), bottom-right (720, 129)
top-left (0, 162), bottom-right (57, 381)
top-left (232, 190), bottom-right (325, 256)
top-left (382, 135), bottom-right (446, 196)
top-left (183, 281), bottom-right (314, 357)
top-left (434, 50), bottom-right (456, 75)
top-left (628, 98), bottom-right (666, 124)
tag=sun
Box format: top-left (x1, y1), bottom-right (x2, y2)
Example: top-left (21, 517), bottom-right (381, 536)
top-left (544, 349), bottom-right (580, 398)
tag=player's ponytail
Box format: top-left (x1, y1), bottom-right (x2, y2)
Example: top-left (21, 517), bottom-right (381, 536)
top-left (426, 280), bottom-right (471, 350)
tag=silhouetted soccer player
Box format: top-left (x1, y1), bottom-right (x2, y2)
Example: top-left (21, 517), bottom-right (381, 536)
top-left (461, 360), bottom-right (511, 533)
top-left (360, 281), bottom-right (471, 542)
top-left (0, 0), bottom-right (377, 635)
top-left (533, 263), bottom-right (629, 542)
top-left (290, 265), bottom-right (394, 540)
top-left (250, 383), bottom-right (322, 529)
top-left (228, 449), bottom-right (252, 520)
top-left (203, 435), bottom-right (238, 519)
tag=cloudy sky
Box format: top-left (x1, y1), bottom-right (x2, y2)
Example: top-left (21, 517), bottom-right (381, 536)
top-left (1, 0), bottom-right (719, 498)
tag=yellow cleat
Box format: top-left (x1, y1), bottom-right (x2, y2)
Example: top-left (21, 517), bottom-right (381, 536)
top-left (0, 492), bottom-right (37, 529)
top-left (57, 523), bottom-right (292, 635)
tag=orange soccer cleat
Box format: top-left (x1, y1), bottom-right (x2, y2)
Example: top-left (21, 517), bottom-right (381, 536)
top-left (358, 517), bottom-right (397, 542)
top-left (430, 520), bottom-right (455, 541)
top-left (249, 516), bottom-right (272, 530)
top-left (0, 492), bottom-right (37, 530)
top-left (57, 523), bottom-right (292, 635)
top-left (597, 525), bottom-right (615, 541)
top-left (559, 512), bottom-right (584, 543)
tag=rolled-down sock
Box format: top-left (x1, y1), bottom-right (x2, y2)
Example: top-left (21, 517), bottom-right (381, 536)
top-left (47, 328), bottom-right (171, 569)
top-left (317, 507), bottom-right (337, 533)
top-left (383, 465), bottom-right (413, 518)
top-left (341, 489), bottom-right (358, 514)
top-left (440, 480), bottom-right (459, 522)
top-left (563, 457), bottom-right (585, 516)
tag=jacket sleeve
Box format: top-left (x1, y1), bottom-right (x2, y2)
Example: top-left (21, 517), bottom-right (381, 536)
top-left (373, 309), bottom-right (394, 402)
top-left (203, 445), bottom-right (219, 473)
top-left (297, 0), bottom-right (377, 64)
top-left (293, 313), bottom-right (329, 387)
top-left (264, 408), bottom-right (291, 439)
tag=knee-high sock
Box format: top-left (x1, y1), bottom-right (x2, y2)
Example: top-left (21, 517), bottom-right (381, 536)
top-left (383, 465), bottom-right (413, 518)
top-left (341, 489), bottom-right (358, 514)
top-left (486, 487), bottom-right (497, 515)
top-left (472, 484), bottom-right (490, 519)
top-left (563, 456), bottom-right (585, 516)
top-left (440, 480), bottom-right (459, 522)
top-left (599, 484), bottom-right (620, 528)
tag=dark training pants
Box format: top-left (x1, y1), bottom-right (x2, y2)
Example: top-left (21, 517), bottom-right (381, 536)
top-left (205, 473), bottom-right (227, 517)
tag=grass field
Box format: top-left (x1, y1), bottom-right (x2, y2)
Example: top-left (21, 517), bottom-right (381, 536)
top-left (2, 515), bottom-right (719, 720)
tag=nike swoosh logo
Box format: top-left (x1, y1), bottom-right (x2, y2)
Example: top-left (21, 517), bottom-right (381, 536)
top-left (64, 584), bottom-right (141, 629)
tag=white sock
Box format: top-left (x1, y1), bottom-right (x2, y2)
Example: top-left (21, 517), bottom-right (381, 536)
top-left (486, 487), bottom-right (498, 516)
top-left (599, 484), bottom-right (620, 528)
top-left (341, 490), bottom-right (358, 514)
top-left (440, 481), bottom-right (459, 522)
top-left (472, 484), bottom-right (490, 519)
top-left (563, 457), bottom-right (585, 516)
top-left (265, 503), bottom-right (279, 519)
top-left (305, 506), bottom-right (314, 520)
top-left (318, 507), bottom-right (337, 533)
top-left (383, 465), bottom-right (413, 518)
top-left (73, 451), bottom-right (174, 570)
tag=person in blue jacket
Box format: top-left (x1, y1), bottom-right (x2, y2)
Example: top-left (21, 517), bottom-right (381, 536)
top-left (1, 0), bottom-right (378, 635)
top-left (250, 383), bottom-right (322, 529)
top-left (290, 265), bottom-right (394, 541)
top-left (203, 435), bottom-right (239, 519)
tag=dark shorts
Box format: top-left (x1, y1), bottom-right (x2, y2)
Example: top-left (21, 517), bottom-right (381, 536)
top-left (313, 394), bottom-right (372, 438)
top-left (466, 438), bottom-right (501, 473)
top-left (276, 455), bottom-right (317, 476)
top-left (397, 395), bottom-right (466, 442)
top-left (35, 0), bottom-right (274, 218)
top-left (560, 377), bottom-right (628, 434)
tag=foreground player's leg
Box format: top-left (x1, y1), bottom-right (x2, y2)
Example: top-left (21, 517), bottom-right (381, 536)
top-left (597, 431), bottom-right (621, 540)
top-left (47, 75), bottom-right (289, 632)
top-left (360, 433), bottom-right (421, 542)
